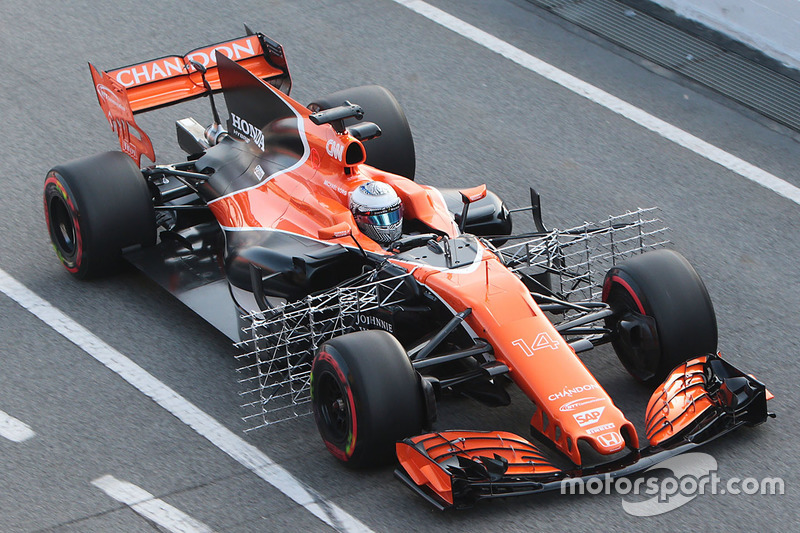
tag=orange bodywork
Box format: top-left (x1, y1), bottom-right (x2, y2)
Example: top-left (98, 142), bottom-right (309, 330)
top-left (394, 254), bottom-right (638, 464)
top-left (90, 34), bottom-right (290, 164)
top-left (195, 79), bottom-right (637, 465)
top-left (645, 355), bottom-right (774, 446)
top-left (206, 94), bottom-right (460, 253)
top-left (85, 32), bottom-right (774, 510)
top-left (645, 356), bottom-right (716, 446)
top-left (106, 35), bottom-right (288, 113)
top-left (397, 431), bottom-right (563, 506)
top-left (89, 64), bottom-right (155, 165)
top-left (96, 41), bottom-right (639, 466)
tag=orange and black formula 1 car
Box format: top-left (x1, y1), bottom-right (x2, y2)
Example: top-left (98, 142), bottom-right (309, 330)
top-left (44, 29), bottom-right (773, 509)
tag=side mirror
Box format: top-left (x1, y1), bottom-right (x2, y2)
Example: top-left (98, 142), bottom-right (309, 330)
top-left (459, 184), bottom-right (487, 204)
top-left (457, 184), bottom-right (487, 233)
top-left (318, 222), bottom-right (353, 240)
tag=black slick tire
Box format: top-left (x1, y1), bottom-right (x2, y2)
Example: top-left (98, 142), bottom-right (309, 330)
top-left (44, 151), bottom-right (156, 279)
top-left (602, 249), bottom-right (718, 385)
top-left (311, 330), bottom-right (425, 467)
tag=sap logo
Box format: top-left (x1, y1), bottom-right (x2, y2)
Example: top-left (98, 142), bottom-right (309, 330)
top-left (573, 407), bottom-right (605, 427)
top-left (597, 431), bottom-right (623, 448)
top-left (231, 113), bottom-right (264, 150)
top-left (326, 139), bottom-right (344, 161)
top-left (512, 332), bottom-right (560, 357)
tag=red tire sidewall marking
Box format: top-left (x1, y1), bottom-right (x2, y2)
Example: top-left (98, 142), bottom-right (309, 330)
top-left (605, 274), bottom-right (646, 315)
top-left (44, 172), bottom-right (83, 273)
top-left (314, 350), bottom-right (358, 461)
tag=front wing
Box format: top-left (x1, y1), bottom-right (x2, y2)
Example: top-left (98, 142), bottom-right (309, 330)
top-left (395, 353), bottom-right (772, 509)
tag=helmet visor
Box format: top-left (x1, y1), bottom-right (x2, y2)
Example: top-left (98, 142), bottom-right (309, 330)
top-left (360, 208), bottom-right (402, 227)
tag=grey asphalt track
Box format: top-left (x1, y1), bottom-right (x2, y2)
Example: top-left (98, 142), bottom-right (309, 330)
top-left (1, 0), bottom-right (797, 531)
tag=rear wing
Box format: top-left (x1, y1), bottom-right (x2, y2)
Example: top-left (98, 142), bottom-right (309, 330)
top-left (99, 32), bottom-right (291, 113)
top-left (89, 31), bottom-right (291, 164)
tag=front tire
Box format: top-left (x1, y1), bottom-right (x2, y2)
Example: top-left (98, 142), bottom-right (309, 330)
top-left (311, 330), bottom-right (425, 467)
top-left (602, 249), bottom-right (717, 385)
top-left (44, 151), bottom-right (156, 279)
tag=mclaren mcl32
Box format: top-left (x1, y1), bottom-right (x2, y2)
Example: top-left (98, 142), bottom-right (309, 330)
top-left (44, 29), bottom-right (773, 509)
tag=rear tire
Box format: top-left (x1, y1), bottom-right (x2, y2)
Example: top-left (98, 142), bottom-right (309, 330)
top-left (309, 85), bottom-right (416, 180)
top-left (311, 330), bottom-right (425, 467)
top-left (44, 151), bottom-right (156, 279)
top-left (602, 249), bottom-right (717, 385)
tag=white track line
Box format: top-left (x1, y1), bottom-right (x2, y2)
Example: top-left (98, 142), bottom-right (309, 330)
top-left (0, 410), bottom-right (35, 442)
top-left (92, 475), bottom-right (215, 533)
top-left (391, 0), bottom-right (800, 206)
top-left (0, 268), bottom-right (372, 533)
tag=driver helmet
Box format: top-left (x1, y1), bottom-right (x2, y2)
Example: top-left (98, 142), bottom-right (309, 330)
top-left (349, 181), bottom-right (403, 244)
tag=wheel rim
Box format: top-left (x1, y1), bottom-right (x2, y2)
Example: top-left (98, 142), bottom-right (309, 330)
top-left (606, 285), bottom-right (658, 382)
top-left (49, 196), bottom-right (76, 256)
top-left (316, 370), bottom-right (350, 444)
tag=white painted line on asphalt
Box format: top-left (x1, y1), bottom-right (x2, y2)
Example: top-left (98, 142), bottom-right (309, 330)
top-left (0, 269), bottom-right (372, 533)
top-left (92, 475), bottom-right (214, 533)
top-left (0, 410), bottom-right (35, 442)
top-left (391, 0), bottom-right (800, 206)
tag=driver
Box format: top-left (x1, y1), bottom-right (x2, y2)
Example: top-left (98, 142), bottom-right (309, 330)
top-left (349, 181), bottom-right (403, 244)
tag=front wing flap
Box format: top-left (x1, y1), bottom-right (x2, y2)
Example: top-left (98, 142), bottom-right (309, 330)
top-left (395, 353), bottom-right (771, 509)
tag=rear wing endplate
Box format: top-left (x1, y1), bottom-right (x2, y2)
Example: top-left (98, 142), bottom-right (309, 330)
top-left (89, 32), bottom-right (291, 165)
top-left (89, 64), bottom-right (155, 165)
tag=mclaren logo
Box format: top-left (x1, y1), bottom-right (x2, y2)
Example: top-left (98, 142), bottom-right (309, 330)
top-left (231, 113), bottom-right (264, 150)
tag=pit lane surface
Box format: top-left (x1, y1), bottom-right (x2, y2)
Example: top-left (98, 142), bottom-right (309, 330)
top-left (1, 0), bottom-right (797, 531)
